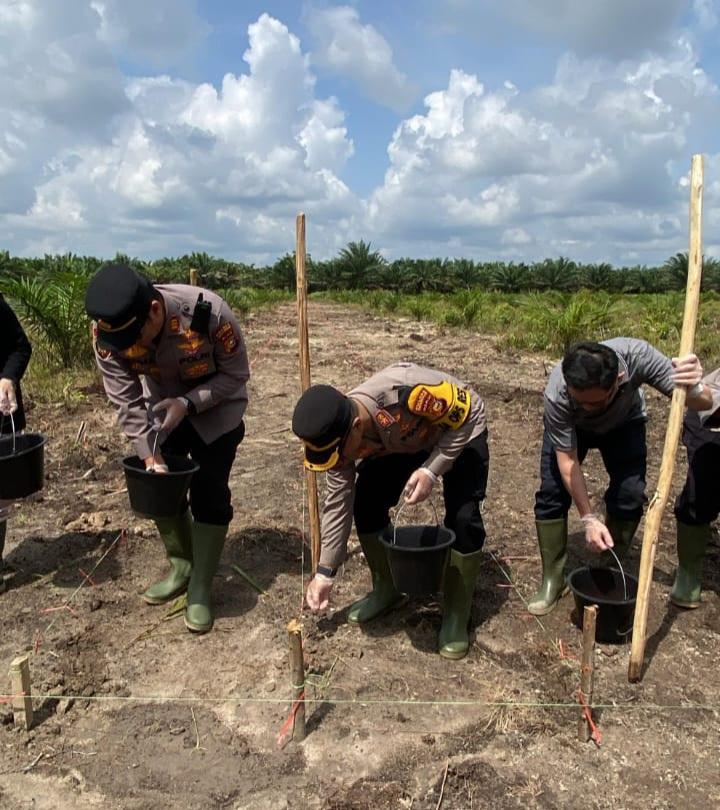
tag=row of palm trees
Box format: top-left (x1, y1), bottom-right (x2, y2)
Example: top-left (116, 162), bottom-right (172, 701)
top-left (2, 244), bottom-right (719, 295)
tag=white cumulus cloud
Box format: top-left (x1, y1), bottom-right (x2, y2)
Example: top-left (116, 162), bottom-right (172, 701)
top-left (307, 5), bottom-right (417, 112)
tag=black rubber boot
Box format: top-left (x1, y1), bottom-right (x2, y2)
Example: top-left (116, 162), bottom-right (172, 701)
top-left (439, 548), bottom-right (484, 660)
top-left (347, 530), bottom-right (405, 624)
top-left (670, 521), bottom-right (711, 609)
top-left (185, 522), bottom-right (227, 634)
top-left (142, 511), bottom-right (193, 605)
top-left (527, 518), bottom-right (568, 616)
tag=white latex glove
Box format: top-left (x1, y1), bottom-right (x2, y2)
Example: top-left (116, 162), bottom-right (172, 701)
top-left (143, 454), bottom-right (169, 474)
top-left (305, 574), bottom-right (334, 610)
top-left (581, 513), bottom-right (614, 553)
top-left (152, 398), bottom-right (189, 433)
top-left (403, 468), bottom-right (437, 505)
top-left (0, 378), bottom-right (17, 415)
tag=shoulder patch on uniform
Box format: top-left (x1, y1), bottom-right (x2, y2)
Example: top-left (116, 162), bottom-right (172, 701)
top-left (91, 323), bottom-right (113, 360)
top-left (407, 381), bottom-right (471, 429)
top-left (168, 316), bottom-right (180, 333)
top-left (214, 322), bottom-right (238, 353)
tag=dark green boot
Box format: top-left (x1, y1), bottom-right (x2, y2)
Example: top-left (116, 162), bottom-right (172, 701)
top-left (142, 511), bottom-right (193, 605)
top-left (527, 519), bottom-right (568, 616)
top-left (185, 522), bottom-right (227, 633)
top-left (439, 548), bottom-right (484, 660)
top-left (604, 515), bottom-right (640, 561)
top-left (347, 530), bottom-right (404, 624)
top-left (0, 513), bottom-right (7, 595)
top-left (670, 521), bottom-right (711, 609)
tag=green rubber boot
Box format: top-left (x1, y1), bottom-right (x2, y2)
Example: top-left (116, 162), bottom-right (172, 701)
top-left (439, 548), bottom-right (484, 660)
top-left (347, 530), bottom-right (405, 624)
top-left (670, 521), bottom-right (711, 609)
top-left (0, 512), bottom-right (7, 595)
top-left (527, 518), bottom-right (568, 616)
top-left (185, 522), bottom-right (227, 634)
top-left (604, 515), bottom-right (640, 561)
top-left (142, 511), bottom-right (193, 605)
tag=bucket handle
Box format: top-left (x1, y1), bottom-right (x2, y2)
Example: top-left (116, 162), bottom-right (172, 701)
top-left (0, 411), bottom-right (17, 456)
top-left (606, 546), bottom-right (628, 602)
top-left (390, 498), bottom-right (441, 546)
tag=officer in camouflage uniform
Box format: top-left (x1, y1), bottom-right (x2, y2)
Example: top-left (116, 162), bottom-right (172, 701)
top-left (292, 362), bottom-right (489, 660)
top-left (529, 338), bottom-right (710, 616)
top-left (0, 294), bottom-right (33, 593)
top-left (85, 263), bottom-right (250, 634)
top-left (672, 368), bottom-right (720, 608)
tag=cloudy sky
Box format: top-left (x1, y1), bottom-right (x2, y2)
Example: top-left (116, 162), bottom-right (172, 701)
top-left (1, 0), bottom-right (719, 265)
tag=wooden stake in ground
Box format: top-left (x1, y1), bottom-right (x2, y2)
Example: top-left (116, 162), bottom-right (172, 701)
top-left (578, 605), bottom-right (597, 742)
top-left (287, 618), bottom-right (306, 742)
top-left (295, 213), bottom-right (322, 573)
top-left (628, 154), bottom-right (705, 682)
top-left (10, 655), bottom-right (33, 731)
top-left (189, 267), bottom-right (199, 286)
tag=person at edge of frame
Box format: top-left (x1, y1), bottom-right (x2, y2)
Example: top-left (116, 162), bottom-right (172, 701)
top-left (291, 362), bottom-right (490, 660)
top-left (671, 366), bottom-right (720, 609)
top-left (84, 262), bottom-right (250, 634)
top-left (0, 292), bottom-right (33, 594)
top-left (528, 337), bottom-right (711, 616)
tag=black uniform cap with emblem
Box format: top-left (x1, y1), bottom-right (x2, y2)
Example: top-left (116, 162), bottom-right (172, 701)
top-left (85, 262), bottom-right (157, 351)
top-left (292, 384), bottom-right (353, 472)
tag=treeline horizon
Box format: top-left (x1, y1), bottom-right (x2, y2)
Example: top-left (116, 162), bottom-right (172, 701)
top-left (2, 242), bottom-right (719, 294)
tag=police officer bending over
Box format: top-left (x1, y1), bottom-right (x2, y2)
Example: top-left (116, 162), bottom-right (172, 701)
top-left (85, 263), bottom-right (249, 634)
top-left (292, 363), bottom-right (489, 660)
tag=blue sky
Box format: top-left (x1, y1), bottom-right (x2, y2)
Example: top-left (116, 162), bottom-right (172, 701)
top-left (1, 0), bottom-right (719, 265)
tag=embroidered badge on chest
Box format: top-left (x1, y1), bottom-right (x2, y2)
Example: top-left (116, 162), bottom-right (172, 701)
top-left (375, 409), bottom-right (396, 429)
top-left (168, 316), bottom-right (181, 334)
top-left (177, 331), bottom-right (205, 353)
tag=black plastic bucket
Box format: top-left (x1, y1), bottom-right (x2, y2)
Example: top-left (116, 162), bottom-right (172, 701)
top-left (380, 524), bottom-right (455, 596)
top-left (567, 566), bottom-right (638, 644)
top-left (122, 455), bottom-right (199, 519)
top-left (0, 433), bottom-right (46, 499)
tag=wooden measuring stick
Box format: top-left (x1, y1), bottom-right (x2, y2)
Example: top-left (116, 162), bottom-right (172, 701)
top-left (189, 268), bottom-right (199, 286)
top-left (628, 154), bottom-right (705, 682)
top-left (10, 655), bottom-right (33, 730)
top-left (295, 213), bottom-right (322, 573)
top-left (287, 619), bottom-right (306, 741)
top-left (578, 605), bottom-right (597, 741)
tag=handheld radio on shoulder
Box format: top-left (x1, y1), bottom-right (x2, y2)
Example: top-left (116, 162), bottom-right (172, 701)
top-left (190, 293), bottom-right (212, 335)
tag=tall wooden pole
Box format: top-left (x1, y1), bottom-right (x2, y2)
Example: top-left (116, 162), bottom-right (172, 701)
top-left (578, 605), bottom-right (597, 742)
top-left (628, 154), bottom-right (705, 682)
top-left (295, 213), bottom-right (322, 573)
top-left (189, 268), bottom-right (199, 286)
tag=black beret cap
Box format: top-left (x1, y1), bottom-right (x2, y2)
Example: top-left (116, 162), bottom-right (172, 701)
top-left (85, 262), bottom-right (156, 351)
top-left (292, 384), bottom-right (353, 471)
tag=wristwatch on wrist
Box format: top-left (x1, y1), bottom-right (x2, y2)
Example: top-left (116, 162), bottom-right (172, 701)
top-left (179, 396), bottom-right (196, 416)
top-left (316, 564), bottom-right (336, 579)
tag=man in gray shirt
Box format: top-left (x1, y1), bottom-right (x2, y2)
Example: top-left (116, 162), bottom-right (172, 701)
top-left (529, 338), bottom-right (711, 616)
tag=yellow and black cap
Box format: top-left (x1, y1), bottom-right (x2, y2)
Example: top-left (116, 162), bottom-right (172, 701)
top-left (292, 384), bottom-right (353, 472)
top-left (85, 262), bottom-right (156, 351)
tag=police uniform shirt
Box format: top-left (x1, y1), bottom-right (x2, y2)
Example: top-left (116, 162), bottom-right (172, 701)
top-left (92, 284), bottom-right (249, 459)
top-left (543, 337), bottom-right (674, 452)
top-left (320, 362), bottom-right (487, 570)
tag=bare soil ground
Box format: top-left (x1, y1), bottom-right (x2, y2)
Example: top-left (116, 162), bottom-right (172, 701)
top-left (1, 300), bottom-right (719, 810)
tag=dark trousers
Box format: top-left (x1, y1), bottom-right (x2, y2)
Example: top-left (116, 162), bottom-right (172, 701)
top-left (674, 411), bottom-right (720, 526)
top-left (534, 420), bottom-right (647, 522)
top-left (161, 420), bottom-right (244, 526)
top-left (353, 431), bottom-right (490, 554)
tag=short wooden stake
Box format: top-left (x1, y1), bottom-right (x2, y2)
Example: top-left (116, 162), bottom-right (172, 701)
top-left (578, 605), bottom-right (597, 742)
top-left (10, 655), bottom-right (33, 731)
top-left (287, 619), bottom-right (306, 742)
top-left (189, 267), bottom-right (199, 286)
